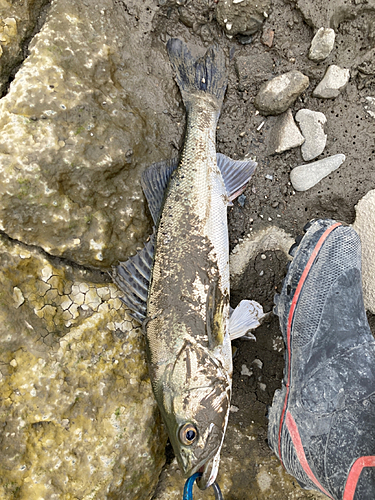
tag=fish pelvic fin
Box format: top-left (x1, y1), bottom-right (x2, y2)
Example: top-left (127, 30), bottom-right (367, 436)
top-left (229, 299), bottom-right (265, 341)
top-left (166, 38), bottom-right (227, 110)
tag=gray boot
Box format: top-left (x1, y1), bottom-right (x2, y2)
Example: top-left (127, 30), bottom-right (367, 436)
top-left (268, 219), bottom-right (375, 500)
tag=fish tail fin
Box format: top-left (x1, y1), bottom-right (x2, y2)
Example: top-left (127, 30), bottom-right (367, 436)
top-left (166, 38), bottom-right (227, 109)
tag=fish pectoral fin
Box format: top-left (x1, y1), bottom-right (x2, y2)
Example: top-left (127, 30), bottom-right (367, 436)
top-left (206, 280), bottom-right (228, 349)
top-left (229, 299), bottom-right (265, 341)
top-left (141, 158), bottom-right (179, 224)
top-left (216, 153), bottom-right (257, 202)
top-left (111, 232), bottom-right (155, 323)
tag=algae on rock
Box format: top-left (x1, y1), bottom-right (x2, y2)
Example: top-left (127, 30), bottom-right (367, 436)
top-left (0, 234), bottom-right (167, 500)
top-left (0, 0), bottom-right (181, 269)
top-left (0, 0), bottom-right (50, 94)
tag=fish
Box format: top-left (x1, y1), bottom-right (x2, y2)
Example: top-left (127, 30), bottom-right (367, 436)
top-left (112, 38), bottom-right (264, 489)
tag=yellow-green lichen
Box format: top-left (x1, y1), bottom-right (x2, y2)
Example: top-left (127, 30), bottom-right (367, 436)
top-left (0, 234), bottom-right (167, 499)
top-left (0, 0), bottom-right (178, 268)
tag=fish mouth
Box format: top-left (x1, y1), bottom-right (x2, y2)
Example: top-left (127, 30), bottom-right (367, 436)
top-left (195, 451), bottom-right (220, 490)
top-left (178, 451), bottom-right (219, 489)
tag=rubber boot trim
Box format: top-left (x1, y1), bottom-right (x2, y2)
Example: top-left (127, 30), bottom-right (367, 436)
top-left (285, 411), bottom-right (334, 499)
top-left (343, 456), bottom-right (375, 500)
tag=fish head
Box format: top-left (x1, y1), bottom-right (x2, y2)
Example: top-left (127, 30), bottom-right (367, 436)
top-left (158, 341), bottom-right (231, 488)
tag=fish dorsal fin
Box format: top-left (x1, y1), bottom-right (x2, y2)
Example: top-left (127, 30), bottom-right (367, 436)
top-left (141, 158), bottom-right (179, 224)
top-left (111, 233), bottom-right (155, 323)
top-left (229, 299), bottom-right (265, 341)
top-left (216, 153), bottom-right (257, 201)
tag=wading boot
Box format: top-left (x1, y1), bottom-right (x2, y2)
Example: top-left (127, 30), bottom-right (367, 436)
top-left (268, 219), bottom-right (375, 500)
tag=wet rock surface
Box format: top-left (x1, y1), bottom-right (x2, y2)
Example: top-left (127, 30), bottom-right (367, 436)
top-left (0, 0), bottom-right (375, 499)
top-left (0, 0), bottom-right (179, 269)
top-left (294, 0), bottom-right (375, 30)
top-left (0, 0), bottom-right (50, 94)
top-left (0, 234), bottom-right (167, 499)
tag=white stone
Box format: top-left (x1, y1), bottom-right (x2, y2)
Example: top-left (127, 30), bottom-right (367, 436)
top-left (290, 154), bottom-right (345, 191)
top-left (295, 109), bottom-right (327, 161)
top-left (253, 358), bottom-right (263, 369)
top-left (353, 190), bottom-right (375, 314)
top-left (13, 287), bottom-right (25, 308)
top-left (269, 109), bottom-right (305, 154)
top-left (241, 365), bottom-right (253, 377)
top-left (313, 65), bottom-right (350, 98)
top-left (364, 97), bottom-right (375, 119)
top-left (309, 28), bottom-right (336, 62)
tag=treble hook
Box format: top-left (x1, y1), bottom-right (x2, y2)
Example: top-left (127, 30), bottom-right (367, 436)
top-left (183, 473), bottom-right (223, 500)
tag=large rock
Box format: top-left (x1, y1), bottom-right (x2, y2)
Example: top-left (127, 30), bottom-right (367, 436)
top-left (0, 0), bottom-right (50, 93)
top-left (0, 234), bottom-right (167, 499)
top-left (294, 0), bottom-right (375, 30)
top-left (254, 71), bottom-right (309, 116)
top-left (0, 0), bottom-right (179, 269)
top-left (353, 190), bottom-right (375, 315)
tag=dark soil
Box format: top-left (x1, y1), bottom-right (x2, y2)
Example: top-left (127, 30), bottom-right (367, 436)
top-left (150, 0), bottom-right (375, 496)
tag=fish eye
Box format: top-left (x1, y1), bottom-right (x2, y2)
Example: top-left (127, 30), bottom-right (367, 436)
top-left (179, 423), bottom-right (198, 445)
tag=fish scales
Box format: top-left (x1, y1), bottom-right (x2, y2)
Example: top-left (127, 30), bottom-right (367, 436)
top-left (147, 97), bottom-right (230, 373)
top-left (144, 40), bottom-right (234, 488)
top-left (112, 38), bottom-right (260, 491)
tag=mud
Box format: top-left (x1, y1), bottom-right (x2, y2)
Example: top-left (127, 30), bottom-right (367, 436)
top-left (147, 0), bottom-right (375, 497)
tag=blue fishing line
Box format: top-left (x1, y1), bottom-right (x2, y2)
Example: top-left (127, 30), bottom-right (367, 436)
top-left (183, 473), bottom-right (223, 500)
top-left (183, 473), bottom-right (202, 500)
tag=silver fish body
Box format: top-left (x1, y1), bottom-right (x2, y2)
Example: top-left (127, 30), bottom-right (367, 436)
top-left (113, 38), bottom-right (259, 489)
top-left (147, 94), bottom-right (232, 487)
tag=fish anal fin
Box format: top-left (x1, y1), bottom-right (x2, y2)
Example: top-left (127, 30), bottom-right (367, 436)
top-left (216, 153), bottom-right (257, 201)
top-left (141, 158), bottom-right (179, 225)
top-left (229, 299), bottom-right (265, 341)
